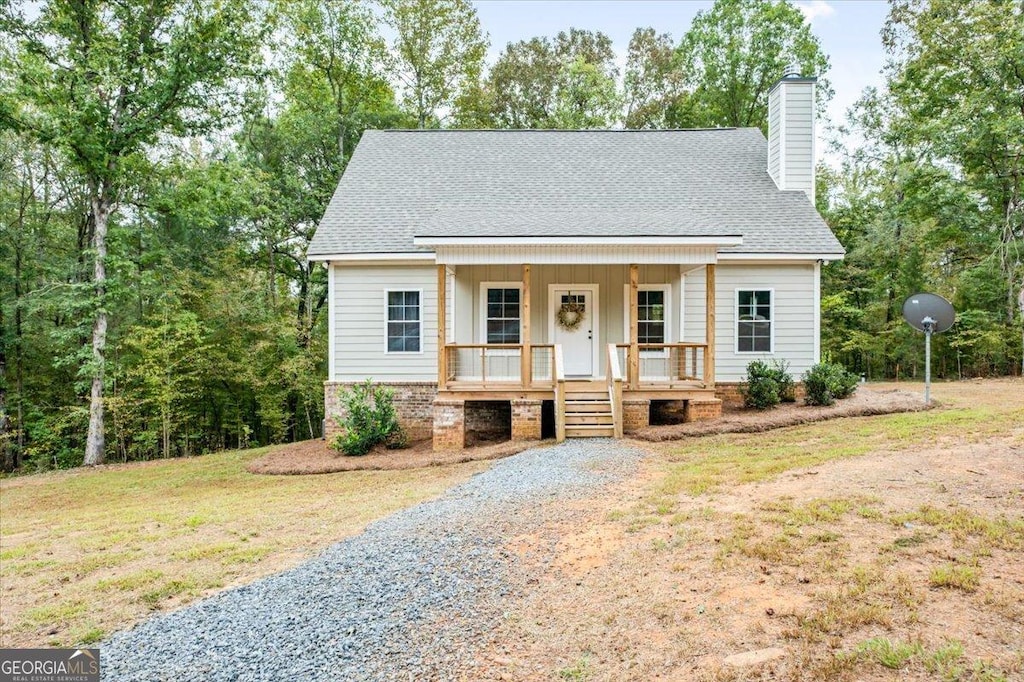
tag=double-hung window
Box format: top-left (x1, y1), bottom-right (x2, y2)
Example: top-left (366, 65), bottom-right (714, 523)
top-left (484, 286), bottom-right (521, 344)
top-left (386, 290), bottom-right (421, 353)
top-left (736, 289), bottom-right (772, 352)
top-left (637, 289), bottom-right (666, 344)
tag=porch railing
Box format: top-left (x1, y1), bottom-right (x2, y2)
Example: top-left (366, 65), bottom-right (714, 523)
top-left (615, 343), bottom-right (709, 387)
top-left (443, 344), bottom-right (555, 388)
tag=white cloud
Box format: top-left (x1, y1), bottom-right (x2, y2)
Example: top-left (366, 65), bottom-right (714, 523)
top-left (794, 0), bottom-right (836, 23)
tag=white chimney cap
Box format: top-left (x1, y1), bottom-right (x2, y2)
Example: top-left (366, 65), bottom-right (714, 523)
top-left (783, 63), bottom-right (802, 79)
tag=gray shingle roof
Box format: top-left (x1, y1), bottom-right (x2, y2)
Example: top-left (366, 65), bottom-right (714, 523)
top-left (308, 128), bottom-right (844, 256)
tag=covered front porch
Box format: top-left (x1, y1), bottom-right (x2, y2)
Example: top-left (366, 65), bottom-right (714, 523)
top-left (431, 256), bottom-right (724, 447)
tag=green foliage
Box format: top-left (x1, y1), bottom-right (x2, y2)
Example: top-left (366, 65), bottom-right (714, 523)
top-left (770, 359), bottom-right (796, 402)
top-left (677, 0), bottom-right (832, 131)
top-left (331, 381), bottom-right (402, 456)
top-left (741, 360), bottom-right (781, 410)
top-left (803, 362), bottom-right (859, 407)
top-left (471, 29), bottom-right (620, 130)
top-left (383, 0), bottom-right (488, 128)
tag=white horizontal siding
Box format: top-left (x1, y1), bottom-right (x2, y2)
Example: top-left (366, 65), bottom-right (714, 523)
top-left (684, 263), bottom-right (817, 382)
top-left (767, 86), bottom-right (782, 186)
top-left (768, 80), bottom-right (815, 202)
top-left (332, 264), bottom-right (438, 382)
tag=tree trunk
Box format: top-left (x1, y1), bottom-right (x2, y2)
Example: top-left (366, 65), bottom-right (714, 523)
top-left (1, 307), bottom-right (10, 472)
top-left (84, 194), bottom-right (110, 466)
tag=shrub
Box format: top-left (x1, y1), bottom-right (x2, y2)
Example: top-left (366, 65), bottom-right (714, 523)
top-left (803, 362), bottom-right (859, 406)
top-left (741, 360), bottom-right (781, 410)
top-left (769, 359), bottom-right (796, 402)
top-left (331, 380), bottom-right (402, 456)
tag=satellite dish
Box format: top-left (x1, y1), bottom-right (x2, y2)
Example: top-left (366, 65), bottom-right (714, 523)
top-left (902, 293), bottom-right (955, 333)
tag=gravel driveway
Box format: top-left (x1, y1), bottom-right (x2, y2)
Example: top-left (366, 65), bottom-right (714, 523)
top-left (101, 439), bottom-right (643, 681)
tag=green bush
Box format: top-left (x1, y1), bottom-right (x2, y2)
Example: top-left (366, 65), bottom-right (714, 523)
top-left (331, 380), bottom-right (403, 456)
top-left (803, 362), bottom-right (859, 406)
top-left (741, 360), bottom-right (781, 410)
top-left (769, 359), bottom-right (796, 402)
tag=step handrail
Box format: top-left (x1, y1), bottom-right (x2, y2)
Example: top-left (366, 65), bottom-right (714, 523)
top-left (606, 343), bottom-right (624, 439)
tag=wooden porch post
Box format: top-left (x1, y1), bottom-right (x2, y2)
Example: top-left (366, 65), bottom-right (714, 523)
top-left (704, 263), bottom-right (716, 387)
top-left (437, 264), bottom-right (447, 390)
top-left (629, 264), bottom-right (639, 389)
top-left (521, 264), bottom-right (532, 388)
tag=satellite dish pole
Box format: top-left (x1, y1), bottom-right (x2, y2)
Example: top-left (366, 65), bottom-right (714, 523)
top-left (901, 293), bottom-right (956, 406)
top-left (922, 316), bottom-right (935, 404)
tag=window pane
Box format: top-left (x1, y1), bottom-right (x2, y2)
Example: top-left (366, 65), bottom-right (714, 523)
top-left (738, 290), bottom-right (753, 307)
top-left (485, 287), bottom-right (520, 344)
top-left (753, 335), bottom-right (770, 352)
top-left (386, 292), bottom-right (420, 352)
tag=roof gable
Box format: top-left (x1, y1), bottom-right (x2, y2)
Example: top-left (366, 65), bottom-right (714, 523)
top-left (308, 129), bottom-right (844, 257)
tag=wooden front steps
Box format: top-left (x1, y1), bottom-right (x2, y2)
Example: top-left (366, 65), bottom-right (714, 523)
top-left (564, 381), bottom-right (614, 438)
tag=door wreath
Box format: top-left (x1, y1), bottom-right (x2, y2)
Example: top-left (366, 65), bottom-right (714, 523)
top-left (557, 300), bottom-right (586, 331)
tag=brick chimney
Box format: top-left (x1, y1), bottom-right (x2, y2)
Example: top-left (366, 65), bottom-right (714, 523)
top-left (767, 65), bottom-right (816, 203)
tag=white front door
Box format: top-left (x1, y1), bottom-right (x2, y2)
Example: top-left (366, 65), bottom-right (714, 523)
top-left (552, 288), bottom-right (595, 376)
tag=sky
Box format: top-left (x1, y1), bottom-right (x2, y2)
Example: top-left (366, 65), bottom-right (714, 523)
top-left (471, 0), bottom-right (891, 158)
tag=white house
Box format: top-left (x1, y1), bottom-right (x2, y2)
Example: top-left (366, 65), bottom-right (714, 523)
top-left (308, 70), bottom-right (843, 449)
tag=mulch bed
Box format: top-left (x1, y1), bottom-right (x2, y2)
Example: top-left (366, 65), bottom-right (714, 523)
top-left (247, 436), bottom-right (551, 475)
top-left (633, 386), bottom-right (932, 442)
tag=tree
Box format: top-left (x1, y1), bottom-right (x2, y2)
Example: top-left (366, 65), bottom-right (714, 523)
top-left (0, 1), bottom-right (263, 465)
top-left (678, 0), bottom-right (831, 132)
top-left (383, 0), bottom-right (488, 128)
top-left (486, 37), bottom-right (561, 128)
top-left (551, 56), bottom-right (620, 129)
top-left (623, 27), bottom-right (689, 129)
top-left (475, 28), bottom-right (620, 129)
top-left (883, 0), bottom-right (1024, 325)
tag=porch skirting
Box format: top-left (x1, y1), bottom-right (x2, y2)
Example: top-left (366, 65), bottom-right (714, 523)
top-left (325, 380), bottom-right (725, 450)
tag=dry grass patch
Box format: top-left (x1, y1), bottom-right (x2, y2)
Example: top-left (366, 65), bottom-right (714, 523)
top-left (484, 379), bottom-right (1024, 681)
top-left (0, 446), bottom-right (489, 648)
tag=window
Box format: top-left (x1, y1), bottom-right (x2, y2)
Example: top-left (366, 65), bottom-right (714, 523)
top-left (622, 284), bottom-right (671, 344)
top-left (737, 290), bottom-right (772, 352)
top-left (637, 289), bottom-right (666, 344)
top-left (485, 287), bottom-right (521, 344)
top-left (386, 290), bottom-right (421, 352)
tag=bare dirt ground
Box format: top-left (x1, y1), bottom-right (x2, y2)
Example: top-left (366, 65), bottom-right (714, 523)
top-left (636, 385), bottom-right (929, 441)
top-left (247, 436), bottom-right (549, 474)
top-left (476, 379), bottom-right (1024, 681)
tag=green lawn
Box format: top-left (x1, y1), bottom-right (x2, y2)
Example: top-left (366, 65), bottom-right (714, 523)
top-left (0, 446), bottom-right (489, 648)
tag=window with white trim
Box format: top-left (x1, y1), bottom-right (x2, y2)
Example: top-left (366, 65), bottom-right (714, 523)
top-left (637, 289), bottom-right (666, 344)
top-left (485, 287), bottom-right (521, 344)
top-left (386, 291), bottom-right (421, 352)
top-left (737, 290), bottom-right (772, 352)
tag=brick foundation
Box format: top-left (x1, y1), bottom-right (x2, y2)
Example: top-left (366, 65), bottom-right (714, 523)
top-left (432, 399), bottom-right (466, 450)
top-left (324, 381), bottom-right (437, 442)
top-left (511, 399), bottom-right (542, 441)
top-left (716, 382), bottom-right (806, 408)
top-left (622, 399), bottom-right (651, 433)
top-left (685, 398), bottom-right (723, 422)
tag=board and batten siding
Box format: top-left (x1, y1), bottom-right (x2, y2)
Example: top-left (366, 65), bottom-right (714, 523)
top-left (452, 264), bottom-right (682, 350)
top-left (683, 263), bottom-right (817, 382)
top-left (330, 264), bottom-right (445, 382)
